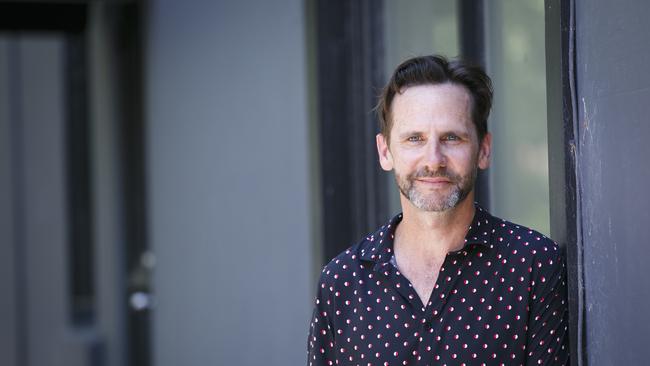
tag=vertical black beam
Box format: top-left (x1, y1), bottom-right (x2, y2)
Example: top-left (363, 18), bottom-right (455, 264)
top-left (65, 27), bottom-right (95, 326)
top-left (110, 3), bottom-right (150, 366)
top-left (545, 0), bottom-right (583, 364)
top-left (458, 0), bottom-right (485, 64)
top-left (316, 0), bottom-right (388, 263)
top-left (458, 0), bottom-right (490, 209)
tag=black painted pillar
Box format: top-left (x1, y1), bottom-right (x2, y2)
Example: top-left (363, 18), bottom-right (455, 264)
top-left (315, 0), bottom-right (389, 262)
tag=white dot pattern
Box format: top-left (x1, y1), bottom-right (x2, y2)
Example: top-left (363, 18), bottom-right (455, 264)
top-left (307, 205), bottom-right (569, 365)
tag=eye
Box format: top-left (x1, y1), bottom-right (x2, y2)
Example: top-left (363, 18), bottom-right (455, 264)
top-left (407, 135), bottom-right (424, 143)
top-left (442, 134), bottom-right (461, 142)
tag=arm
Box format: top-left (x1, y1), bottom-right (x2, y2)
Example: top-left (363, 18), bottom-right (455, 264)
top-left (526, 247), bottom-right (570, 365)
top-left (307, 272), bottom-right (337, 366)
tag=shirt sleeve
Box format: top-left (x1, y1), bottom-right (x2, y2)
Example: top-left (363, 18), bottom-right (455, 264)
top-left (307, 271), bottom-right (336, 366)
top-left (525, 247), bottom-right (570, 365)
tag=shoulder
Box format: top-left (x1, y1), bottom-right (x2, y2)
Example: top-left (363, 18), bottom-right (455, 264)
top-left (317, 235), bottom-right (372, 288)
top-left (490, 215), bottom-right (562, 258)
top-left (487, 215), bottom-right (565, 284)
top-left (488, 216), bottom-right (567, 301)
top-left (319, 214), bottom-right (402, 290)
top-left (316, 218), bottom-right (393, 289)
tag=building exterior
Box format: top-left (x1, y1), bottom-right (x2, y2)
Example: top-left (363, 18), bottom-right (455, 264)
top-left (1, 1), bottom-right (648, 365)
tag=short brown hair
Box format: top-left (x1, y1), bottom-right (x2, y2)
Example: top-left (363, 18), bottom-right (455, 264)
top-left (377, 55), bottom-right (493, 143)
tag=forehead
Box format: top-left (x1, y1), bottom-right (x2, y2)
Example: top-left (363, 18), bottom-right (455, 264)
top-left (390, 83), bottom-right (473, 132)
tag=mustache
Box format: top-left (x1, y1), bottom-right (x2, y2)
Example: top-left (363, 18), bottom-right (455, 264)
top-left (410, 167), bottom-right (460, 181)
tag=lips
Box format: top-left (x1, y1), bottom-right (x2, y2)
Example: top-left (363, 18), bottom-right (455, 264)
top-left (409, 167), bottom-right (459, 186)
top-left (415, 177), bottom-right (452, 184)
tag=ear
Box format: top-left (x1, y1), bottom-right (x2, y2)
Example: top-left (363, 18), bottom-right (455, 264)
top-left (478, 132), bottom-right (492, 170)
top-left (376, 133), bottom-right (394, 171)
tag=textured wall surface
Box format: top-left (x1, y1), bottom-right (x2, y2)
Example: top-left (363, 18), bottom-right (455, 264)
top-left (576, 1), bottom-right (650, 364)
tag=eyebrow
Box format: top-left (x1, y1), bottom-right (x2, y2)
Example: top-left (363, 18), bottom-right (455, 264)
top-left (397, 130), bottom-right (471, 140)
top-left (396, 131), bottom-right (422, 140)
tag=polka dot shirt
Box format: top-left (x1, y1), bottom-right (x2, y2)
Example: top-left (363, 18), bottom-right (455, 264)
top-left (307, 206), bottom-right (569, 365)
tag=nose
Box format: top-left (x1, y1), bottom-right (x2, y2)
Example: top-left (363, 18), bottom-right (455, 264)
top-left (423, 140), bottom-right (447, 170)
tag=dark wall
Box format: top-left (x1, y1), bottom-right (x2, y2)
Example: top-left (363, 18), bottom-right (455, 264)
top-left (576, 1), bottom-right (650, 364)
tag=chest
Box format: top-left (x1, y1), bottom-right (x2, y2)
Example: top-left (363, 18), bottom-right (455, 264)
top-left (396, 257), bottom-right (444, 307)
top-left (328, 254), bottom-right (533, 364)
top-left (332, 277), bottom-right (529, 365)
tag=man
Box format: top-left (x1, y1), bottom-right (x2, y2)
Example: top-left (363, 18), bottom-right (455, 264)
top-left (307, 55), bottom-right (569, 365)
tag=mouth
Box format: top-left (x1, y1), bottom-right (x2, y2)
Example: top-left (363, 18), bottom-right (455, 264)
top-left (414, 177), bottom-right (452, 186)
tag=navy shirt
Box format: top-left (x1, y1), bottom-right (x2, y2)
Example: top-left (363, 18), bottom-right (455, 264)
top-left (307, 206), bottom-right (569, 365)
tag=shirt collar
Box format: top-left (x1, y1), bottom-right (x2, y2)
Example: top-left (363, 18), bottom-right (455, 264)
top-left (359, 204), bottom-right (494, 265)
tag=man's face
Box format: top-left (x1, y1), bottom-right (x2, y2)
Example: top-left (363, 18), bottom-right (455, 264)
top-left (376, 83), bottom-right (491, 212)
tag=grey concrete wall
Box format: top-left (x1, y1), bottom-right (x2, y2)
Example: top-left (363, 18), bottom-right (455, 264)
top-left (576, 1), bottom-right (650, 364)
top-left (18, 36), bottom-right (69, 366)
top-left (146, 1), bottom-right (314, 365)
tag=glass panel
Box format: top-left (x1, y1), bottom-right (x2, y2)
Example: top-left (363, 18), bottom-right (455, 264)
top-left (383, 0), bottom-right (460, 215)
top-left (383, 1), bottom-right (550, 236)
top-left (486, 1), bottom-right (550, 235)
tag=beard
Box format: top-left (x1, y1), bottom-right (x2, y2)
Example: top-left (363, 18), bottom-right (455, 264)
top-left (395, 164), bottom-right (477, 212)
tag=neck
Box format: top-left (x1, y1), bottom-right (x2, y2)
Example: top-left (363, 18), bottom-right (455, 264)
top-left (394, 192), bottom-right (476, 258)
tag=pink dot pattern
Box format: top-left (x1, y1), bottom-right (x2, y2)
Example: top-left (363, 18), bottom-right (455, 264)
top-left (307, 205), bottom-right (569, 365)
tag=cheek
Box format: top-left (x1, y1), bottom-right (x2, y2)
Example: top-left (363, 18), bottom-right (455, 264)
top-left (445, 147), bottom-right (473, 161)
top-left (392, 149), bottom-right (421, 168)
top-left (445, 147), bottom-right (479, 169)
